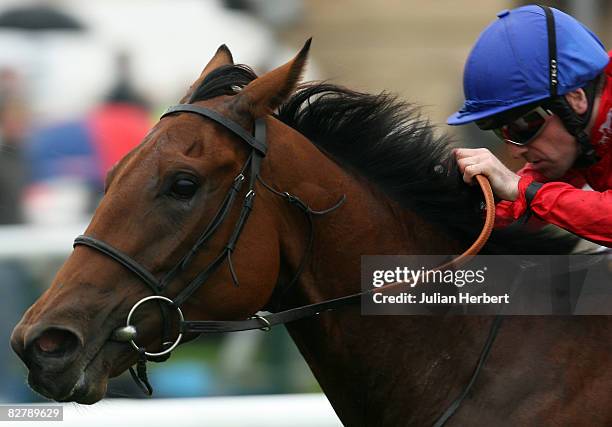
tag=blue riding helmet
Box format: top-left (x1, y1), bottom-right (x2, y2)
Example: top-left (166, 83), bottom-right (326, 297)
top-left (448, 5), bottom-right (609, 126)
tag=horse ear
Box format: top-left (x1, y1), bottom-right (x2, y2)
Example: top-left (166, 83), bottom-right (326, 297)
top-left (232, 38), bottom-right (311, 118)
top-left (180, 44), bottom-right (234, 103)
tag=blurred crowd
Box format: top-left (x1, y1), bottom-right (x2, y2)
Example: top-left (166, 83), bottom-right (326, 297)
top-left (0, 0), bottom-right (304, 227)
top-left (0, 53), bottom-right (150, 225)
top-left (0, 4), bottom-right (154, 402)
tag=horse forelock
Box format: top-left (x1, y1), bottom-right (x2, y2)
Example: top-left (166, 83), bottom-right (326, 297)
top-left (189, 64), bottom-right (258, 103)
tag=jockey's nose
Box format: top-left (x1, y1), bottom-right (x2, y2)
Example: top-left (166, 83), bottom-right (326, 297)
top-left (505, 141), bottom-right (529, 159)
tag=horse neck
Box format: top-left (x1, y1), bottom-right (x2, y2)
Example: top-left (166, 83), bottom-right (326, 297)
top-left (262, 117), bottom-right (461, 301)
top-left (263, 119), bottom-right (477, 424)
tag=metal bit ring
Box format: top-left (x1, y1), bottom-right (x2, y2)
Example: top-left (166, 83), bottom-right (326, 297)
top-left (125, 295), bottom-right (184, 357)
top-left (250, 314), bottom-right (271, 331)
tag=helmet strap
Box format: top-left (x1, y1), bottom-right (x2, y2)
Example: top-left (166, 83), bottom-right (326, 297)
top-left (575, 75), bottom-right (603, 168)
top-left (539, 4), bottom-right (600, 168)
top-left (574, 129), bottom-right (599, 168)
top-left (543, 95), bottom-right (600, 168)
top-left (579, 73), bottom-right (603, 125)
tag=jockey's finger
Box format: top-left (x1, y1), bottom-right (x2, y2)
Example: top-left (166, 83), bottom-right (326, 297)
top-left (457, 155), bottom-right (486, 173)
top-left (454, 148), bottom-right (474, 159)
top-left (463, 164), bottom-right (482, 184)
top-left (455, 148), bottom-right (491, 159)
top-left (456, 157), bottom-right (469, 172)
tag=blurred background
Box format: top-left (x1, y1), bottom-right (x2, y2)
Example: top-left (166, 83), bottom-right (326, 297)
top-left (0, 0), bottom-right (609, 424)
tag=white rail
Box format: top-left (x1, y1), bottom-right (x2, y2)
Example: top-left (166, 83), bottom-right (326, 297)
top-left (0, 222), bottom-right (88, 259)
top-left (9, 394), bottom-right (342, 427)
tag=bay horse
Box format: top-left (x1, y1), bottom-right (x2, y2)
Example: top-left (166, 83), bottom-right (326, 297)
top-left (10, 41), bottom-right (611, 426)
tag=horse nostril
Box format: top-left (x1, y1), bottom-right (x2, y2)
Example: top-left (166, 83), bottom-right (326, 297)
top-left (33, 328), bottom-right (80, 358)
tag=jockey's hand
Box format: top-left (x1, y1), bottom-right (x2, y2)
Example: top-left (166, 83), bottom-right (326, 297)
top-left (454, 148), bottom-right (520, 201)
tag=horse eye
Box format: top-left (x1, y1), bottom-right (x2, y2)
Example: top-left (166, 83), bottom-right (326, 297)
top-left (170, 177), bottom-right (199, 199)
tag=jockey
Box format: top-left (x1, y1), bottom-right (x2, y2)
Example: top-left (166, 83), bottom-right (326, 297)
top-left (448, 5), bottom-right (612, 247)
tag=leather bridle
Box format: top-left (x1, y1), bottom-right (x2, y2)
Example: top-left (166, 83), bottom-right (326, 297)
top-left (73, 104), bottom-right (347, 393)
top-left (73, 104), bottom-right (497, 425)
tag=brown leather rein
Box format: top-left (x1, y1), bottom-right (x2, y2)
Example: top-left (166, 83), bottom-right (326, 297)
top-left (182, 174), bottom-right (496, 335)
top-left (437, 174), bottom-right (495, 270)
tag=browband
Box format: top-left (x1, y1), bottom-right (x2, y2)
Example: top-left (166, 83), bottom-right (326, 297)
top-left (161, 104), bottom-right (267, 156)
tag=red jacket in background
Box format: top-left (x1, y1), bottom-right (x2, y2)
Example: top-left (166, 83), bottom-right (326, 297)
top-left (89, 103), bottom-right (151, 179)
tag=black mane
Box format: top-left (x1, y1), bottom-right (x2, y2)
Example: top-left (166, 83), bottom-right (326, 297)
top-left (278, 85), bottom-right (477, 233)
top-left (191, 65), bottom-right (578, 254)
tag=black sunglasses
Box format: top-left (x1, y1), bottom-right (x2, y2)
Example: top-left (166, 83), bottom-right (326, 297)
top-left (492, 106), bottom-right (553, 146)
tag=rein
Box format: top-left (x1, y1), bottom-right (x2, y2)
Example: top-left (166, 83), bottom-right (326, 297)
top-left (182, 174), bottom-right (495, 334)
top-left (73, 105), bottom-right (497, 424)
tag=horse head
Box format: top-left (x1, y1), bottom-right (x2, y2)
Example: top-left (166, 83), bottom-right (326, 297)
top-left (10, 40), bottom-right (345, 404)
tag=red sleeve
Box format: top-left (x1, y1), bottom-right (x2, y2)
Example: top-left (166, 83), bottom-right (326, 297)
top-left (493, 163), bottom-right (589, 230)
top-left (493, 164), bottom-right (611, 246)
top-left (494, 175), bottom-right (533, 228)
top-left (529, 183), bottom-right (612, 247)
